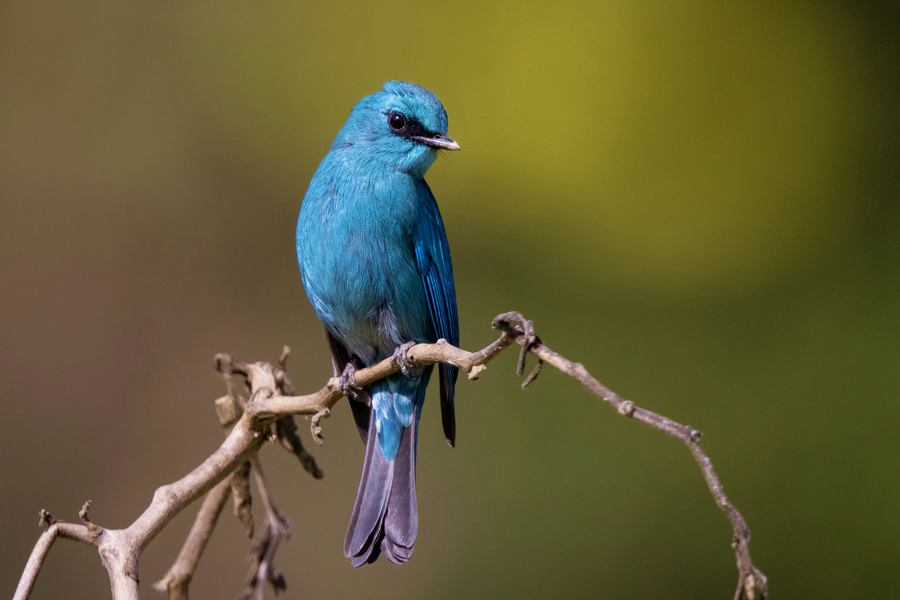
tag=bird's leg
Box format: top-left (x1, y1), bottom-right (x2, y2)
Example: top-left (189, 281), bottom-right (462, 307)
top-left (340, 362), bottom-right (362, 399)
top-left (390, 341), bottom-right (418, 378)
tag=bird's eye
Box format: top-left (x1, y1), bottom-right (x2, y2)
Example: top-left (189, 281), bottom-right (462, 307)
top-left (388, 112), bottom-right (406, 130)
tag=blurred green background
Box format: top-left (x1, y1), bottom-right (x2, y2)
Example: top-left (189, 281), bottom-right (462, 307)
top-left (2, 0), bottom-right (898, 598)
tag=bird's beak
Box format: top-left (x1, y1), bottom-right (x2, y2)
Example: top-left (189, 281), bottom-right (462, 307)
top-left (414, 134), bottom-right (461, 151)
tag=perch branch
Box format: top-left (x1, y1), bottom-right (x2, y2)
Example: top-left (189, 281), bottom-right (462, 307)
top-left (15, 311), bottom-right (765, 600)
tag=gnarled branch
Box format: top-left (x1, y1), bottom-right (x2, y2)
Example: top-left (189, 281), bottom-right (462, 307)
top-left (14, 312), bottom-right (766, 600)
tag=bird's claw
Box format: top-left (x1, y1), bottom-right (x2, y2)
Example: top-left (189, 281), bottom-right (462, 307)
top-left (390, 341), bottom-right (418, 378)
top-left (340, 363), bottom-right (361, 399)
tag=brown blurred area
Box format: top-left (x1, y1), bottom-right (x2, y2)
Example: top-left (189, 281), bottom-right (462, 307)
top-left (2, 0), bottom-right (899, 598)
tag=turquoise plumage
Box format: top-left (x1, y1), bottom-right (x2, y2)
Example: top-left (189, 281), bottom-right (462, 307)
top-left (296, 81), bottom-right (460, 565)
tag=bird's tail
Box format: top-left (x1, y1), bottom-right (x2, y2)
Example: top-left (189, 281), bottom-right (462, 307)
top-left (344, 370), bottom-right (430, 566)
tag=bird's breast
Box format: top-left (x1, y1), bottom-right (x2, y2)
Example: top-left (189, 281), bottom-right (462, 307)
top-left (297, 167), bottom-right (432, 361)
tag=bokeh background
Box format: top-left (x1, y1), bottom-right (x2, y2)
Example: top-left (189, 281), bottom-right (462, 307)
top-left (2, 0), bottom-right (898, 598)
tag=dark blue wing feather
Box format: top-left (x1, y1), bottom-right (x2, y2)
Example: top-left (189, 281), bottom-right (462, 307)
top-left (414, 182), bottom-right (459, 446)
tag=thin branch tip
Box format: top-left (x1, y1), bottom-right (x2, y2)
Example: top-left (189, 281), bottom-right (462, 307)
top-left (213, 352), bottom-right (233, 375)
top-left (78, 501), bottom-right (103, 538)
top-left (276, 416), bottom-right (324, 478)
top-left (39, 509), bottom-right (56, 528)
top-left (521, 359), bottom-right (543, 388)
top-left (278, 345), bottom-right (291, 371)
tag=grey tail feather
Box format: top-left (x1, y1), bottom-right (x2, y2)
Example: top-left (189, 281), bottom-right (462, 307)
top-left (344, 409), bottom-right (418, 566)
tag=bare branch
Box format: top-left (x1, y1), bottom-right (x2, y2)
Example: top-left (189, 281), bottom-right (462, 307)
top-left (230, 460), bottom-right (255, 538)
top-left (16, 311), bottom-right (766, 600)
top-left (154, 367), bottom-right (297, 600)
top-left (270, 346), bottom-right (325, 474)
top-left (491, 312), bottom-right (768, 600)
top-left (276, 415), bottom-right (325, 475)
top-left (240, 331), bottom-right (516, 422)
top-left (235, 457), bottom-right (291, 600)
top-left (14, 519), bottom-right (94, 600)
top-left (14, 525), bottom-right (59, 600)
top-left (152, 478), bottom-right (232, 600)
top-left (128, 363), bottom-right (278, 552)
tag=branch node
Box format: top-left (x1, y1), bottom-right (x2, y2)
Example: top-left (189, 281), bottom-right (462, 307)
top-left (491, 311), bottom-right (528, 336)
top-left (617, 400), bottom-right (635, 417)
top-left (246, 386), bottom-right (275, 417)
top-left (311, 409), bottom-right (331, 445)
top-left (690, 429), bottom-right (703, 443)
top-left (493, 312), bottom-right (542, 377)
top-left (467, 364), bottom-right (487, 380)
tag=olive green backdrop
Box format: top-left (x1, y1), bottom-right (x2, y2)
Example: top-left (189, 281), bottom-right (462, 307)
top-left (2, 0), bottom-right (898, 598)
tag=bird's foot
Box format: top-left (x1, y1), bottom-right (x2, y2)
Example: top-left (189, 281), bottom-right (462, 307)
top-left (390, 341), bottom-right (418, 378)
top-left (340, 363), bottom-right (361, 399)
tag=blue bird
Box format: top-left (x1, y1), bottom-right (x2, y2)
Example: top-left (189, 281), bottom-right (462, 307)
top-left (296, 81), bottom-right (460, 566)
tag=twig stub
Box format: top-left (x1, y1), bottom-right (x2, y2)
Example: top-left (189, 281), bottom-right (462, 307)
top-left (78, 501), bottom-right (103, 539)
top-left (39, 510), bottom-right (56, 528)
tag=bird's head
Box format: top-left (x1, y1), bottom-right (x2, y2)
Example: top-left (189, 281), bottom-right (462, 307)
top-left (333, 81), bottom-right (459, 177)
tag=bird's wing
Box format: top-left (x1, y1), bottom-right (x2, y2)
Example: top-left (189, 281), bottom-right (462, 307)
top-left (414, 182), bottom-right (460, 446)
